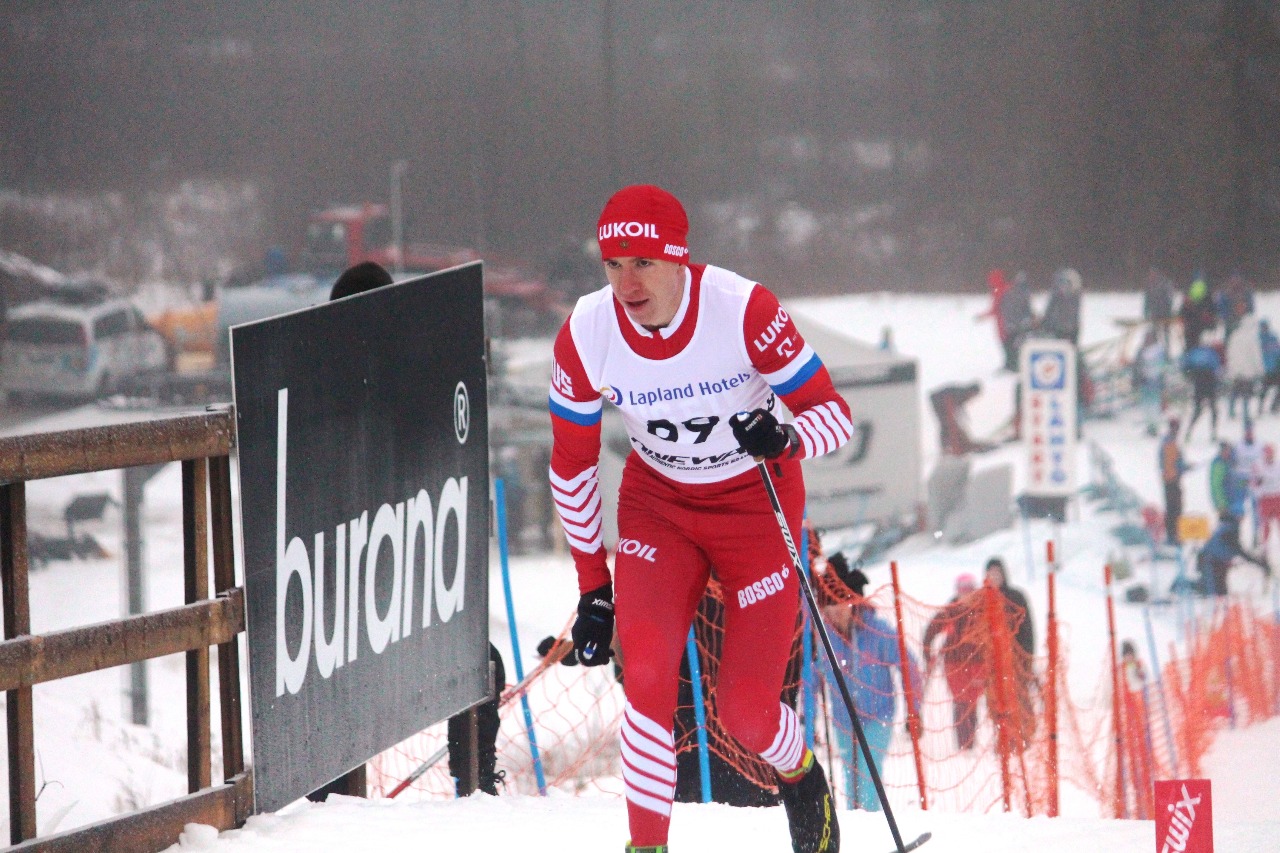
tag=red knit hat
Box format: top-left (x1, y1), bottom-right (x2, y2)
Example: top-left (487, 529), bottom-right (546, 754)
top-left (596, 184), bottom-right (690, 264)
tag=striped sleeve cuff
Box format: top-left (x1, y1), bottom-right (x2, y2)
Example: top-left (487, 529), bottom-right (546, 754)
top-left (550, 465), bottom-right (604, 553)
top-left (791, 400), bottom-right (854, 459)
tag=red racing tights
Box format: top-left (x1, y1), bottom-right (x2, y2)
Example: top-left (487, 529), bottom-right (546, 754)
top-left (614, 456), bottom-right (808, 846)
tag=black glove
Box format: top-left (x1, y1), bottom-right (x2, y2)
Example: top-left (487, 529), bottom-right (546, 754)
top-left (730, 409), bottom-right (798, 460)
top-left (571, 583), bottom-right (615, 666)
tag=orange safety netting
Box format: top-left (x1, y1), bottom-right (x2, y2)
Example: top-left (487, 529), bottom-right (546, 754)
top-left (1158, 601), bottom-right (1280, 781)
top-left (368, 558), bottom-right (1280, 822)
top-left (369, 614), bottom-right (626, 800)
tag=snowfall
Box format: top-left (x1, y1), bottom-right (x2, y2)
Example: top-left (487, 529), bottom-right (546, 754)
top-left (7, 289), bottom-right (1280, 852)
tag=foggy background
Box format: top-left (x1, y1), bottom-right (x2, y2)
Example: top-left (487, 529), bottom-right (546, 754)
top-left (2, 0), bottom-right (1278, 294)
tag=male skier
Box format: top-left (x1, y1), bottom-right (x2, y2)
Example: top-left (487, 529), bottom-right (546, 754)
top-left (549, 184), bottom-right (854, 852)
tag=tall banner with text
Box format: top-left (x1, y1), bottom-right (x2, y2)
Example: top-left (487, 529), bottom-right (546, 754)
top-left (232, 263), bottom-right (489, 813)
top-left (1020, 338), bottom-right (1078, 498)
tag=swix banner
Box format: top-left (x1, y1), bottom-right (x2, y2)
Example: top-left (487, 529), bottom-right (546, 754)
top-left (1154, 779), bottom-right (1212, 853)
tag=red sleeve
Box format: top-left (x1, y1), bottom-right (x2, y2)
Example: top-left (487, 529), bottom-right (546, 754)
top-left (743, 286), bottom-right (853, 459)
top-left (548, 318), bottom-right (611, 592)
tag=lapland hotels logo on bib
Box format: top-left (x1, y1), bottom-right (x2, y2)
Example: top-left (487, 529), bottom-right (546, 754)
top-left (600, 372), bottom-right (754, 408)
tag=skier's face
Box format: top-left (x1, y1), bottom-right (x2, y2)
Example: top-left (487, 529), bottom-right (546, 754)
top-left (605, 256), bottom-right (684, 330)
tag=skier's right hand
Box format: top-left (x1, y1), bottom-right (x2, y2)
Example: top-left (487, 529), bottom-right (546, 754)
top-left (571, 583), bottom-right (615, 666)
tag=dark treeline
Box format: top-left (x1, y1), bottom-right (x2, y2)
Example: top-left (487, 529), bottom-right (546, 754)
top-left (2, 1), bottom-right (1277, 293)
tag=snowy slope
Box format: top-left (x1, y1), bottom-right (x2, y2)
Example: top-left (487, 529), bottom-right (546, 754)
top-left (8, 291), bottom-right (1280, 849)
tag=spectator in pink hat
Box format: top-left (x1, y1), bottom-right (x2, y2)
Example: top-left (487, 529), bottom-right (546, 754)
top-left (922, 573), bottom-right (986, 751)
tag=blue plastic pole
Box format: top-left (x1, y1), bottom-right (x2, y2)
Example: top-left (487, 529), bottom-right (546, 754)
top-left (685, 627), bottom-right (712, 803)
top-left (1175, 548), bottom-right (1192, 645)
top-left (496, 478), bottom-right (548, 795)
top-left (1142, 607), bottom-right (1180, 776)
top-left (800, 521), bottom-right (816, 751)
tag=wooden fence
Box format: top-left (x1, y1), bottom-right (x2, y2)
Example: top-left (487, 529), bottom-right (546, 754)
top-left (0, 410), bottom-right (252, 851)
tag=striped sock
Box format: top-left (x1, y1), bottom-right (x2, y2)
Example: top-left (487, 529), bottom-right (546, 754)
top-left (621, 702), bottom-right (677, 846)
top-left (759, 702), bottom-right (806, 776)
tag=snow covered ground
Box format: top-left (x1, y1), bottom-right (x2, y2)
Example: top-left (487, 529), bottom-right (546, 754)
top-left (7, 290), bottom-right (1280, 850)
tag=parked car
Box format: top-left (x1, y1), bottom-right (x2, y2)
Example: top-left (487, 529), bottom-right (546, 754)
top-left (1, 294), bottom-right (171, 403)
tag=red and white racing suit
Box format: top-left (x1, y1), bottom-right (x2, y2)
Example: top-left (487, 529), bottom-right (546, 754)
top-left (548, 263), bottom-right (853, 845)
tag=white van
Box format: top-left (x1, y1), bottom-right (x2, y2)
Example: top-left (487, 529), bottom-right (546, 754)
top-left (2, 296), bottom-right (171, 403)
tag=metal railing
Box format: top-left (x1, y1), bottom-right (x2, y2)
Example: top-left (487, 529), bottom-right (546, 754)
top-left (0, 409), bottom-right (252, 851)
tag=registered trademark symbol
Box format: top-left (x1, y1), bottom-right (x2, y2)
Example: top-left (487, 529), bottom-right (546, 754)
top-left (453, 381), bottom-right (470, 444)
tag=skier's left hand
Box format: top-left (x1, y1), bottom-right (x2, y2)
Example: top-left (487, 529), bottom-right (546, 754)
top-left (730, 409), bottom-right (798, 460)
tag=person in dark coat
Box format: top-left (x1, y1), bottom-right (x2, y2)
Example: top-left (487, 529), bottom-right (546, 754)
top-left (1181, 344), bottom-right (1222, 443)
top-left (982, 557), bottom-right (1036, 751)
top-left (447, 643), bottom-right (508, 795)
top-left (1041, 268), bottom-right (1082, 345)
top-left (1180, 275), bottom-right (1218, 349)
top-left (998, 272), bottom-right (1036, 372)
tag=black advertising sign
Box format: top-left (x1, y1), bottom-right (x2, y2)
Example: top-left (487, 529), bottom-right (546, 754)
top-left (231, 263), bottom-right (489, 813)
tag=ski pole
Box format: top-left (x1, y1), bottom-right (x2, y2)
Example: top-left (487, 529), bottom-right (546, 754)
top-left (387, 634), bottom-right (575, 798)
top-left (748, 456), bottom-right (915, 853)
top-left (386, 744), bottom-right (449, 799)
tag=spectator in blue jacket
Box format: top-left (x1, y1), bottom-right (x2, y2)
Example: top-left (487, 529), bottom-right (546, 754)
top-left (819, 566), bottom-right (923, 812)
top-left (1194, 515), bottom-right (1269, 596)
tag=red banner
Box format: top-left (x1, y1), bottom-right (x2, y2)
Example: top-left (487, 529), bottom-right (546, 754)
top-left (1154, 779), bottom-right (1212, 853)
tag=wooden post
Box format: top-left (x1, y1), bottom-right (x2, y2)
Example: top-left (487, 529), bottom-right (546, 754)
top-left (1, 483), bottom-right (37, 843)
top-left (184, 459), bottom-right (212, 793)
top-left (1104, 563), bottom-right (1128, 818)
top-left (889, 561), bottom-right (927, 809)
top-left (209, 455), bottom-right (245, 780)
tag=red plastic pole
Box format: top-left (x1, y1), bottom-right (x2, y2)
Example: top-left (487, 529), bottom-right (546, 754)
top-left (890, 561), bottom-right (927, 809)
top-left (982, 584), bottom-right (1015, 812)
top-left (1104, 563), bottom-right (1128, 818)
top-left (1272, 618), bottom-right (1280, 716)
top-left (1167, 639), bottom-right (1199, 778)
top-left (1045, 541), bottom-right (1060, 817)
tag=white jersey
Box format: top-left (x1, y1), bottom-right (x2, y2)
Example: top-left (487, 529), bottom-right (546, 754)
top-left (566, 266), bottom-right (809, 483)
top-left (549, 263), bottom-right (853, 585)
